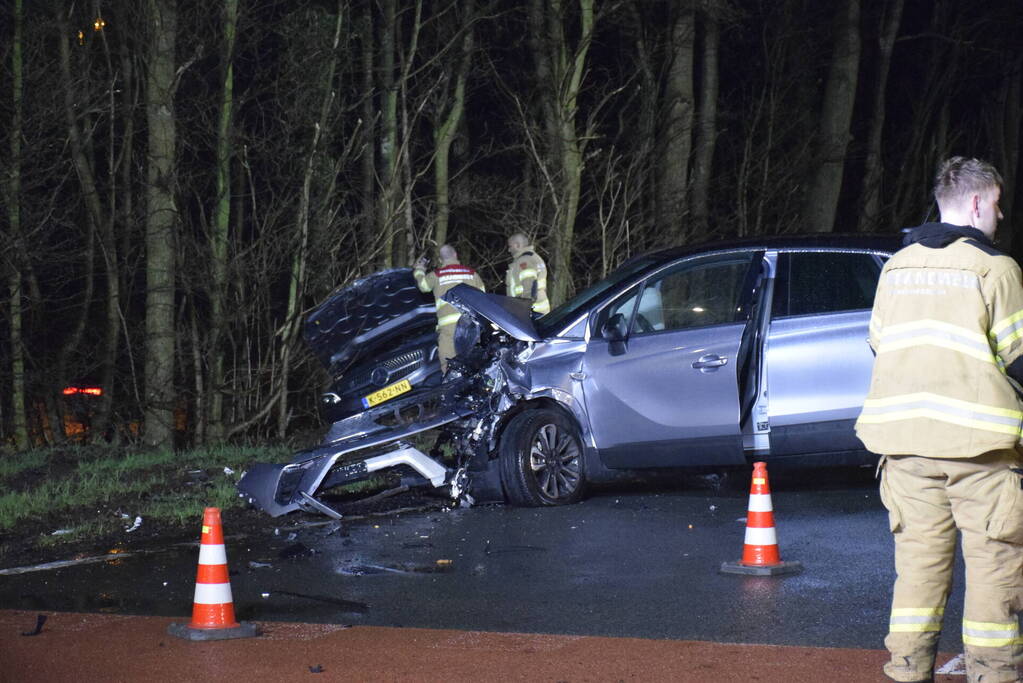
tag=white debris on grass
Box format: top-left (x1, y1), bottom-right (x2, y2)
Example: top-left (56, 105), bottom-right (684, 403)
top-left (124, 516), bottom-right (142, 533)
top-left (223, 467), bottom-right (235, 476)
top-left (50, 529), bottom-right (73, 536)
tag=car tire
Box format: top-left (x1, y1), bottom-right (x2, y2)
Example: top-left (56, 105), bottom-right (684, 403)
top-left (499, 408), bottom-right (586, 507)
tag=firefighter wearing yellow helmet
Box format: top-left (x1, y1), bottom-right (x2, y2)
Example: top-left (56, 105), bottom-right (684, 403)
top-left (505, 232), bottom-right (550, 315)
top-left (413, 244), bottom-right (485, 373)
top-left (855, 157), bottom-right (1023, 683)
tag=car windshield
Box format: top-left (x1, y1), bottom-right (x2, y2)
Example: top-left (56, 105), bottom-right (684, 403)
top-left (536, 255), bottom-right (661, 336)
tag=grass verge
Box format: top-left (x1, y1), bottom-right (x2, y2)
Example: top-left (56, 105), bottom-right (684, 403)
top-left (0, 444), bottom-right (292, 562)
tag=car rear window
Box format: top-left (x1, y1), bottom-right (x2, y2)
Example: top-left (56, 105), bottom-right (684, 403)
top-left (772, 251), bottom-right (881, 317)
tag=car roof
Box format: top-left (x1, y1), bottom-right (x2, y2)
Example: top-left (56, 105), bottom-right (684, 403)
top-left (635, 232), bottom-right (901, 267)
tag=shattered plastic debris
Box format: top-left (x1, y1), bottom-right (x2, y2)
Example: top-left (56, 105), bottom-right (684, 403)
top-left (124, 516), bottom-right (143, 533)
top-left (223, 467), bottom-right (235, 475)
top-left (50, 529), bottom-right (73, 536)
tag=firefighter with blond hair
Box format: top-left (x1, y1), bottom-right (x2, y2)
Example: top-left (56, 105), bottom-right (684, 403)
top-left (856, 157), bottom-right (1023, 683)
top-left (505, 232), bottom-right (550, 315)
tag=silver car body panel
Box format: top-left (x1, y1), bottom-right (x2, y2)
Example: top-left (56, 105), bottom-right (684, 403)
top-left (514, 338), bottom-right (594, 447)
top-left (580, 322), bottom-right (747, 467)
top-left (239, 237), bottom-right (899, 518)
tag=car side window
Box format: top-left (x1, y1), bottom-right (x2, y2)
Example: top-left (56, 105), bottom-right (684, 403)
top-left (594, 285), bottom-right (641, 336)
top-left (772, 252), bottom-right (881, 317)
top-left (632, 255), bottom-right (754, 334)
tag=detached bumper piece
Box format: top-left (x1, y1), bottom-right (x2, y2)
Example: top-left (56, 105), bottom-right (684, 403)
top-left (237, 441), bottom-right (451, 518)
top-left (238, 383), bottom-right (473, 518)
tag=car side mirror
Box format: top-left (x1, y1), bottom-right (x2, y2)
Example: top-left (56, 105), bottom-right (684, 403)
top-left (601, 313), bottom-right (628, 342)
top-left (601, 313), bottom-right (629, 356)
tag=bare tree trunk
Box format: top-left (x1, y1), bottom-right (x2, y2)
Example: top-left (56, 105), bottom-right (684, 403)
top-left (277, 2), bottom-right (344, 438)
top-left (432, 0), bottom-right (474, 248)
top-left (360, 5), bottom-right (377, 265)
top-left (5, 269), bottom-right (28, 447)
top-left (207, 0), bottom-right (239, 444)
top-left (6, 273), bottom-right (28, 450)
top-left (803, 0), bottom-right (861, 233)
top-left (396, 2), bottom-right (422, 268)
top-left (91, 21), bottom-right (135, 441)
top-left (4, 0), bottom-right (28, 450)
top-left (528, 0), bottom-right (595, 306)
top-left (627, 1), bottom-right (658, 253)
top-left (378, 0), bottom-right (398, 269)
top-left (691, 10), bottom-right (720, 239)
top-left (891, 1), bottom-right (954, 228)
top-left (856, 0), bottom-right (904, 233)
top-left (143, 0), bottom-right (179, 449)
top-left (657, 3), bottom-right (695, 241)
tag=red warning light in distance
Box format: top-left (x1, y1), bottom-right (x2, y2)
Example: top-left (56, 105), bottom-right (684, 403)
top-left (63, 387), bottom-right (103, 396)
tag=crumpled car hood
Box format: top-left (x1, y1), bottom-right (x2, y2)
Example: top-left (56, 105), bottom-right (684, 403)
top-left (444, 285), bottom-right (541, 342)
top-left (303, 268), bottom-right (435, 375)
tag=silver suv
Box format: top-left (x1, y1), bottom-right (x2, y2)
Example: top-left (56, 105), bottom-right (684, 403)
top-left (238, 234), bottom-right (899, 518)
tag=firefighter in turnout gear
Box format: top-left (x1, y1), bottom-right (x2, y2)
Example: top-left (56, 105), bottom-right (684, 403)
top-left (855, 157), bottom-right (1023, 683)
top-left (414, 244), bottom-right (485, 373)
top-left (505, 232), bottom-right (550, 315)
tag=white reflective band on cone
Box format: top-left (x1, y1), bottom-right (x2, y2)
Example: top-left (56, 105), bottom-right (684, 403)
top-left (747, 493), bottom-right (774, 512)
top-left (198, 544), bottom-right (228, 566)
top-left (743, 526), bottom-right (778, 545)
top-left (193, 582), bottom-right (234, 605)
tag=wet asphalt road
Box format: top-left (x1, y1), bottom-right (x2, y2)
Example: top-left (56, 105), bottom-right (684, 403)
top-left (0, 466), bottom-right (968, 653)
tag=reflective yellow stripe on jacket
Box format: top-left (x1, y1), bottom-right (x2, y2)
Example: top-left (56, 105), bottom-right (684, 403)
top-left (434, 299), bottom-right (461, 328)
top-left (990, 309), bottom-right (1023, 353)
top-left (859, 392), bottom-right (1023, 436)
top-left (889, 607), bottom-right (943, 633)
top-left (877, 319), bottom-right (998, 364)
top-left (962, 619), bottom-right (1023, 648)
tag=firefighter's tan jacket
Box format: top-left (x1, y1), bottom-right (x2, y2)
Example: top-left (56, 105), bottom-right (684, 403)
top-left (505, 245), bottom-right (550, 314)
top-left (855, 231), bottom-right (1023, 458)
top-left (413, 262), bottom-right (485, 328)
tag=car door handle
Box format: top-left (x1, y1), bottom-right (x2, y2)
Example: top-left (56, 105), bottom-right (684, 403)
top-left (692, 354), bottom-right (728, 369)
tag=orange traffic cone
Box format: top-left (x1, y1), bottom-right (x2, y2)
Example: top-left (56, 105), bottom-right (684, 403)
top-left (168, 507), bottom-right (258, 640)
top-left (720, 462), bottom-right (802, 576)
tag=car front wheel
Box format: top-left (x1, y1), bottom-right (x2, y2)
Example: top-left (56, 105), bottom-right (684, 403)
top-left (499, 408), bottom-right (586, 506)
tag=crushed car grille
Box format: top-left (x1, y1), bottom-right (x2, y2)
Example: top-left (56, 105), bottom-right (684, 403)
top-left (339, 349), bottom-right (425, 392)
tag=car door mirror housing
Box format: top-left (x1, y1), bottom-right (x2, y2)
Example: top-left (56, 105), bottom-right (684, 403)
top-left (601, 313), bottom-right (628, 342)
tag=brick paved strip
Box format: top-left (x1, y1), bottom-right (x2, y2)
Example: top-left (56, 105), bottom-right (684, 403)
top-left (0, 609), bottom-right (962, 682)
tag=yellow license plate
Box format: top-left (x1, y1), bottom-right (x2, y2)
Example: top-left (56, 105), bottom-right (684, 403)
top-left (362, 379), bottom-right (412, 408)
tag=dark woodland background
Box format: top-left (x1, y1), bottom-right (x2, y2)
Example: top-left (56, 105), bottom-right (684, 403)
top-left (1, 0), bottom-right (1021, 449)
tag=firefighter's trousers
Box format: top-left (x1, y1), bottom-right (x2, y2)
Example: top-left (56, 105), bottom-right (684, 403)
top-left (437, 321), bottom-right (456, 373)
top-left (880, 450), bottom-right (1023, 683)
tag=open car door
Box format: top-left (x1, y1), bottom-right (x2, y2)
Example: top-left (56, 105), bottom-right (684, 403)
top-left (580, 252), bottom-right (762, 468)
